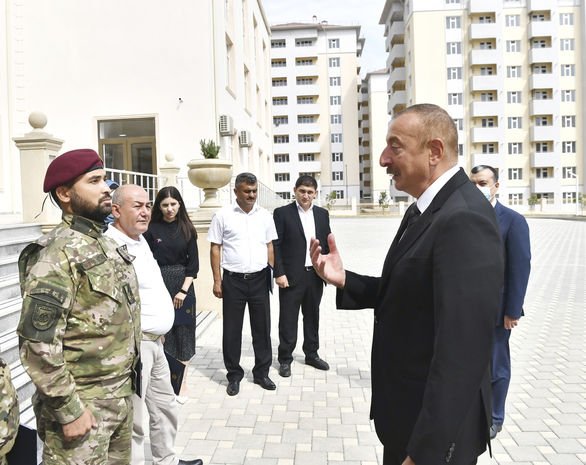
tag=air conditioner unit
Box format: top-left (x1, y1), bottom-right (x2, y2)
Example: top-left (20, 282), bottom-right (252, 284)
top-left (239, 130), bottom-right (252, 147)
top-left (219, 115), bottom-right (234, 136)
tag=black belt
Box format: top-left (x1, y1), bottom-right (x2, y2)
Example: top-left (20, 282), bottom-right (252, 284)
top-left (225, 269), bottom-right (264, 280)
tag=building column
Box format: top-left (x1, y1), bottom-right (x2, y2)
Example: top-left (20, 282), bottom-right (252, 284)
top-left (159, 153), bottom-right (181, 187)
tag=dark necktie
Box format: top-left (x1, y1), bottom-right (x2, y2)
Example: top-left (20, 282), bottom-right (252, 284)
top-left (399, 204), bottom-right (421, 242)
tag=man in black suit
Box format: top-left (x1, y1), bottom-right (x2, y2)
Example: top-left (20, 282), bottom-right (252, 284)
top-left (273, 175), bottom-right (331, 377)
top-left (311, 104), bottom-right (504, 465)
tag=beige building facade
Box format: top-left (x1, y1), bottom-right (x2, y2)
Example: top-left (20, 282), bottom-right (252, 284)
top-left (380, 0), bottom-right (584, 212)
top-left (269, 22), bottom-right (363, 204)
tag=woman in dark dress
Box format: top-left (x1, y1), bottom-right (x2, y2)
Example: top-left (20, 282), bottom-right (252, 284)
top-left (145, 187), bottom-right (199, 389)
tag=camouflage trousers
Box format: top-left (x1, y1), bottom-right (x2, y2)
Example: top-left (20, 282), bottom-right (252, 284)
top-left (37, 397), bottom-right (133, 465)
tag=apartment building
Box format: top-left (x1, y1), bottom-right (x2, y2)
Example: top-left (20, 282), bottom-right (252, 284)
top-left (270, 22), bottom-right (363, 204)
top-left (359, 70), bottom-right (393, 202)
top-left (380, 0), bottom-right (584, 212)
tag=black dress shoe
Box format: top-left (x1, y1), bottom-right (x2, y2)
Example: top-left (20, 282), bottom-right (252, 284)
top-left (305, 357), bottom-right (330, 371)
top-left (226, 380), bottom-right (240, 396)
top-left (253, 376), bottom-right (276, 390)
top-left (489, 423), bottom-right (502, 440)
top-left (279, 363), bottom-right (291, 377)
top-left (178, 459), bottom-right (203, 465)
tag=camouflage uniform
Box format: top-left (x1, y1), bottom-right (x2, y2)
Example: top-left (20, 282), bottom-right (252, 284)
top-left (17, 215), bottom-right (141, 465)
top-left (0, 358), bottom-right (19, 465)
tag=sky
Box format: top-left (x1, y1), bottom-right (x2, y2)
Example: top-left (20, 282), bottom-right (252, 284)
top-left (262, 0), bottom-right (387, 76)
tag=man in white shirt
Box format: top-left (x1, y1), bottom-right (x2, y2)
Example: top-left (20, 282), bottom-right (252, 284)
top-left (106, 184), bottom-right (202, 465)
top-left (208, 173), bottom-right (278, 396)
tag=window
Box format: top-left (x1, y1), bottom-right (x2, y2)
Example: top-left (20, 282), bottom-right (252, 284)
top-left (445, 0), bottom-right (460, 4)
top-left (298, 153), bottom-right (315, 162)
top-left (295, 38), bottom-right (314, 47)
top-left (330, 96), bottom-right (341, 105)
top-left (273, 116), bottom-right (288, 126)
top-left (453, 119), bottom-right (463, 130)
top-left (480, 92), bottom-right (495, 102)
top-left (447, 67), bottom-right (462, 80)
top-left (563, 166), bottom-right (576, 178)
top-left (332, 190), bottom-right (345, 199)
top-left (563, 192), bottom-right (577, 204)
top-left (532, 90), bottom-right (550, 100)
top-left (332, 152), bottom-right (343, 162)
top-left (482, 143), bottom-right (496, 154)
top-left (296, 58), bottom-right (314, 66)
top-left (271, 39), bottom-right (285, 48)
top-left (278, 192), bottom-right (291, 200)
top-left (274, 135), bottom-right (289, 144)
top-left (331, 133), bottom-right (343, 143)
top-left (297, 115), bottom-right (317, 124)
top-left (330, 114), bottom-right (342, 124)
top-left (535, 167), bottom-right (551, 178)
top-left (478, 41), bottom-right (494, 50)
top-left (447, 42), bottom-right (462, 55)
top-left (535, 142), bottom-right (550, 153)
top-left (297, 96), bottom-right (315, 104)
top-left (508, 142), bottom-right (523, 154)
top-left (560, 39), bottom-right (575, 51)
top-left (479, 66), bottom-right (495, 76)
top-left (561, 89), bottom-right (576, 102)
top-left (481, 118), bottom-right (495, 127)
top-left (508, 168), bottom-right (522, 180)
top-left (562, 115), bottom-right (576, 128)
top-left (562, 141), bottom-right (576, 153)
top-left (298, 134), bottom-right (316, 143)
top-left (446, 16), bottom-right (461, 29)
top-left (478, 16), bottom-right (494, 24)
top-left (506, 40), bottom-right (521, 52)
top-left (531, 13), bottom-right (547, 22)
top-left (272, 78), bottom-right (287, 87)
top-left (506, 14), bottom-right (520, 27)
top-left (532, 39), bottom-right (547, 48)
top-left (272, 97), bottom-right (288, 106)
top-left (448, 93), bottom-right (463, 105)
top-left (275, 173), bottom-right (290, 182)
top-left (274, 153), bottom-right (289, 163)
top-left (507, 66), bottom-right (521, 78)
top-left (329, 77), bottom-right (341, 86)
top-left (458, 144), bottom-right (464, 156)
top-left (509, 193), bottom-right (523, 205)
top-left (507, 91), bottom-right (521, 104)
top-left (271, 59), bottom-right (286, 67)
top-left (535, 116), bottom-right (550, 126)
top-left (561, 64), bottom-right (575, 77)
top-left (329, 57), bottom-right (340, 67)
top-left (560, 13), bottom-right (574, 26)
top-left (332, 171), bottom-right (344, 181)
top-left (296, 77), bottom-right (315, 85)
top-left (508, 117), bottom-right (522, 129)
top-left (328, 38), bottom-right (340, 48)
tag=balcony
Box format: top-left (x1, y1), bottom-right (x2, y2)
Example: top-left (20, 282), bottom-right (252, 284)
top-left (469, 0), bottom-right (491, 13)
top-left (298, 160), bottom-right (322, 173)
top-left (470, 75), bottom-right (500, 91)
top-left (531, 151), bottom-right (558, 168)
top-left (528, 0), bottom-right (552, 12)
top-left (529, 47), bottom-right (554, 63)
top-left (390, 66), bottom-right (406, 84)
top-left (470, 101), bottom-right (501, 117)
top-left (528, 20), bottom-right (553, 37)
top-left (389, 90), bottom-right (406, 113)
top-left (469, 23), bottom-right (498, 40)
top-left (389, 21), bottom-right (405, 42)
top-left (471, 127), bottom-right (501, 143)
top-left (390, 1), bottom-right (403, 21)
top-left (293, 141), bottom-right (320, 154)
top-left (469, 49), bottom-right (499, 66)
top-left (529, 99), bottom-right (555, 115)
top-left (295, 84), bottom-right (319, 96)
top-left (531, 177), bottom-right (558, 193)
top-left (529, 73), bottom-right (554, 89)
top-left (295, 103), bottom-right (320, 114)
top-left (389, 43), bottom-right (405, 68)
top-left (296, 122), bottom-right (320, 134)
top-left (530, 125), bottom-right (557, 141)
top-left (472, 153), bottom-right (501, 168)
top-left (294, 64), bottom-right (318, 76)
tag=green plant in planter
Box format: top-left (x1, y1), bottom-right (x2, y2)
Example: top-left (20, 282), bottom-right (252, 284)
top-left (200, 139), bottom-right (220, 159)
top-left (527, 194), bottom-right (539, 206)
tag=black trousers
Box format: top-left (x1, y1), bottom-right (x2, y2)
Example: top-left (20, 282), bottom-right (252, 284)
top-left (383, 447), bottom-right (477, 465)
top-left (277, 268), bottom-right (324, 365)
top-left (222, 269), bottom-right (272, 382)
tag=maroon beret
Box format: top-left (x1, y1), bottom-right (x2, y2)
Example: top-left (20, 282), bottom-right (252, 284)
top-left (43, 149), bottom-right (104, 192)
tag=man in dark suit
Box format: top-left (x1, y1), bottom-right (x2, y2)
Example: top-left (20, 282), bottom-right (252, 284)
top-left (470, 165), bottom-right (531, 439)
top-left (311, 104), bottom-right (504, 465)
top-left (273, 175), bottom-right (331, 377)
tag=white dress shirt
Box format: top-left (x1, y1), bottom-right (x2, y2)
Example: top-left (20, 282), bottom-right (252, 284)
top-left (296, 202), bottom-right (315, 267)
top-left (416, 165), bottom-right (460, 213)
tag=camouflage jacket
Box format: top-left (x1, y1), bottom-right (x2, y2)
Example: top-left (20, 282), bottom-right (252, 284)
top-left (17, 215), bottom-right (141, 424)
top-left (0, 358), bottom-right (19, 458)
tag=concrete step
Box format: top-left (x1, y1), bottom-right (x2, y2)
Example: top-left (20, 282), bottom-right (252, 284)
top-left (0, 329), bottom-right (19, 365)
top-left (0, 277), bottom-right (21, 307)
top-left (0, 223), bottom-right (42, 243)
top-left (0, 254), bottom-right (19, 277)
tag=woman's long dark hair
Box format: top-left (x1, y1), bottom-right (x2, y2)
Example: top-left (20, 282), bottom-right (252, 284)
top-left (151, 186), bottom-right (197, 241)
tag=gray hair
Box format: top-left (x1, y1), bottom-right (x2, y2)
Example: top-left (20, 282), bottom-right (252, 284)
top-left (235, 172), bottom-right (257, 187)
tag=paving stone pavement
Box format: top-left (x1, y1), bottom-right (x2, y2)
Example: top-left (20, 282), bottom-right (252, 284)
top-left (166, 216), bottom-right (585, 465)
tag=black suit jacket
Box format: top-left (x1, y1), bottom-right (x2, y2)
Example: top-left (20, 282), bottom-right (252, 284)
top-left (337, 169), bottom-right (504, 465)
top-left (273, 201), bottom-right (331, 286)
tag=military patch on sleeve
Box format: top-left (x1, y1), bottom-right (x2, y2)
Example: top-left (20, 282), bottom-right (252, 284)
top-left (123, 283), bottom-right (136, 305)
top-left (117, 245), bottom-right (136, 264)
top-left (32, 303), bottom-right (59, 331)
top-left (18, 298), bottom-right (64, 343)
top-left (28, 284), bottom-right (68, 305)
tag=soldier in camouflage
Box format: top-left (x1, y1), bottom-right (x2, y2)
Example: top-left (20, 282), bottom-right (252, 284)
top-left (0, 358), bottom-right (19, 465)
top-left (17, 149), bottom-right (141, 465)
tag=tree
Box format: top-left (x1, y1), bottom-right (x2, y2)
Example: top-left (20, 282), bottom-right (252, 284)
top-left (378, 191), bottom-right (390, 213)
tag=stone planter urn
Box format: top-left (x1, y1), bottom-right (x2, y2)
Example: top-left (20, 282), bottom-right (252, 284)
top-left (187, 158), bottom-right (233, 208)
